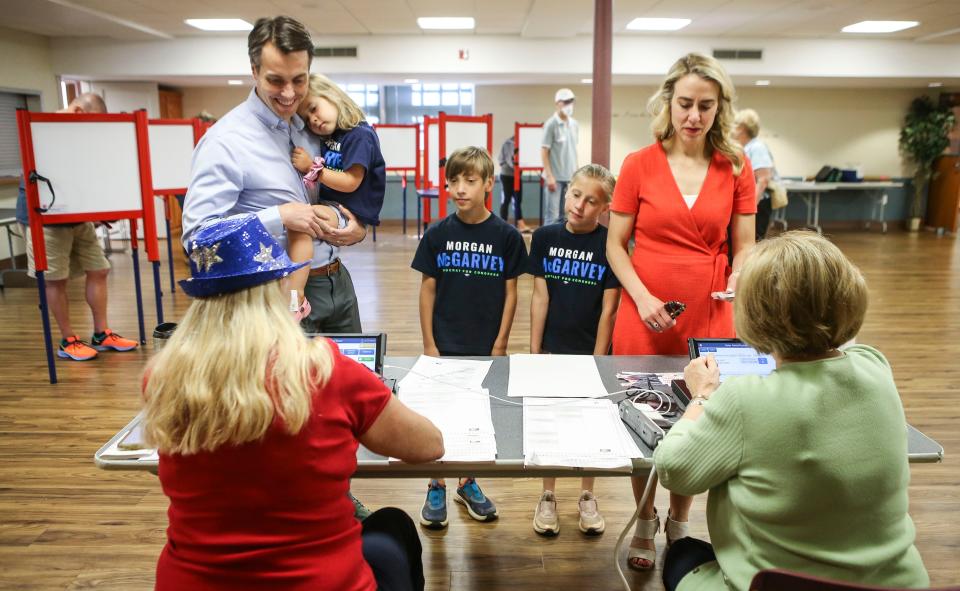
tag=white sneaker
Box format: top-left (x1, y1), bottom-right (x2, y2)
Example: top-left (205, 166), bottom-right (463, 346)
top-left (533, 490), bottom-right (559, 536)
top-left (578, 490), bottom-right (605, 535)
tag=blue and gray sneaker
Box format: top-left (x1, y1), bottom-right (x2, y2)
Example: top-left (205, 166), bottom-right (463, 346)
top-left (455, 478), bottom-right (498, 522)
top-left (420, 480), bottom-right (448, 529)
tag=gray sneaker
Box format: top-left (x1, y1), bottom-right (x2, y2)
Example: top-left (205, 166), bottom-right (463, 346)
top-left (533, 490), bottom-right (559, 536)
top-left (578, 490), bottom-right (605, 535)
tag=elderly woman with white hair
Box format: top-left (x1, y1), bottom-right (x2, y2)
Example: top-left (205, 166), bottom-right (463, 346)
top-left (653, 231), bottom-right (929, 590)
top-left (733, 108), bottom-right (780, 240)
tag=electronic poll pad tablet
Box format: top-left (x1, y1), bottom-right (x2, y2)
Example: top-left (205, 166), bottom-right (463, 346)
top-left (688, 338), bottom-right (776, 382)
top-left (322, 333), bottom-right (386, 375)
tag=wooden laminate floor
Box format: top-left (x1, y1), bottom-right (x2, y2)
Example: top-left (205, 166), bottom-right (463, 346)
top-left (0, 225), bottom-right (957, 590)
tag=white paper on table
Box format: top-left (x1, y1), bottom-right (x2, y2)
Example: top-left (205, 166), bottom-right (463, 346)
top-left (398, 386), bottom-right (495, 434)
top-left (396, 386), bottom-right (497, 462)
top-left (507, 354), bottom-right (609, 398)
top-left (396, 355), bottom-right (493, 393)
top-left (522, 397), bottom-right (643, 470)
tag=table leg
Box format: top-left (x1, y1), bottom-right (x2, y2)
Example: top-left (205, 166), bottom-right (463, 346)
top-left (402, 175), bottom-right (408, 236)
top-left (6, 225), bottom-right (16, 270)
top-left (802, 194), bottom-right (813, 229)
top-left (812, 193), bottom-right (822, 234)
top-left (864, 191), bottom-right (889, 233)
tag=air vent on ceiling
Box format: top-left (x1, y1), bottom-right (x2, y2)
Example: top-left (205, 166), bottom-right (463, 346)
top-left (712, 48), bottom-right (763, 60)
top-left (313, 46), bottom-right (358, 58)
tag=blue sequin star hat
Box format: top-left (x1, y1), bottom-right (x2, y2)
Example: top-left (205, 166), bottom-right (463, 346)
top-left (179, 214), bottom-right (309, 298)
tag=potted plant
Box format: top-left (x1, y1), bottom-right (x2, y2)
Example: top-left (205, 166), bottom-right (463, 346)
top-left (899, 96), bottom-right (956, 231)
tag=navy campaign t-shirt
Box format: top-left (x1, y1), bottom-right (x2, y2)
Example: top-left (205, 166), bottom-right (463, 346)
top-left (411, 213), bottom-right (528, 355)
top-left (528, 223), bottom-right (620, 354)
top-left (318, 122), bottom-right (386, 226)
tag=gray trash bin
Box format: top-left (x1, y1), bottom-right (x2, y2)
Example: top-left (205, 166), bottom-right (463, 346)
top-left (152, 322), bottom-right (177, 351)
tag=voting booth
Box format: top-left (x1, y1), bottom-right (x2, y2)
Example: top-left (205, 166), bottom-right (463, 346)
top-left (420, 113), bottom-right (494, 232)
top-left (374, 123), bottom-right (420, 235)
top-left (148, 118), bottom-right (203, 291)
top-left (514, 122), bottom-right (545, 224)
top-left (513, 122), bottom-right (544, 191)
top-left (17, 108), bottom-right (163, 383)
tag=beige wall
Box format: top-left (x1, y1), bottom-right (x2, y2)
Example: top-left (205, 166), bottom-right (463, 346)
top-left (181, 86), bottom-right (250, 121)
top-left (181, 82), bottom-right (933, 178)
top-left (0, 26), bottom-right (59, 111)
top-left (0, 27), bottom-right (60, 260)
top-left (477, 84), bottom-right (926, 178)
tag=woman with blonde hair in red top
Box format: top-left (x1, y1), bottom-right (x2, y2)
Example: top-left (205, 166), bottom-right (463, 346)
top-left (144, 214), bottom-right (443, 591)
top-left (606, 52), bottom-right (756, 571)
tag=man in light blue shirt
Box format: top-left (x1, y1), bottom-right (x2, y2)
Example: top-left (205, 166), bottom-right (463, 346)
top-left (182, 16), bottom-right (365, 333)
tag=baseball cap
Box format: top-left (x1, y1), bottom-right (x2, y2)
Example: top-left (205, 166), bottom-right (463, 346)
top-left (555, 88), bottom-right (575, 102)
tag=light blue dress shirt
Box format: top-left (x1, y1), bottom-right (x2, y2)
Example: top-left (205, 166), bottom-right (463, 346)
top-left (182, 89), bottom-right (340, 267)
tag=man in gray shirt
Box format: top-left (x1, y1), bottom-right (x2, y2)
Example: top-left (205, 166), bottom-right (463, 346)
top-left (541, 88), bottom-right (579, 225)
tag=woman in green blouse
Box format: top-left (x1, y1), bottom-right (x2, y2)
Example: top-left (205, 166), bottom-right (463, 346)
top-left (653, 231), bottom-right (929, 591)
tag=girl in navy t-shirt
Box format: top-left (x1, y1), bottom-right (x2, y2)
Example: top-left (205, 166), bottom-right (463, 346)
top-left (283, 75), bottom-right (387, 321)
top-left (292, 74), bottom-right (387, 227)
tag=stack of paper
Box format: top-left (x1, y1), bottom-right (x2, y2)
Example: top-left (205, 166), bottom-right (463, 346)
top-left (523, 397), bottom-right (644, 470)
top-left (396, 356), bottom-right (497, 462)
top-left (398, 385), bottom-right (497, 462)
top-left (507, 354), bottom-right (609, 398)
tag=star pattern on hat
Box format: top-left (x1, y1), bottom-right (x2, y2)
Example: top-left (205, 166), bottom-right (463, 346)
top-left (190, 242), bottom-right (223, 272)
top-left (252, 242), bottom-right (276, 267)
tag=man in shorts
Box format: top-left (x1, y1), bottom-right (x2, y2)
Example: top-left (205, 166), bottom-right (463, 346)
top-left (16, 93), bottom-right (138, 361)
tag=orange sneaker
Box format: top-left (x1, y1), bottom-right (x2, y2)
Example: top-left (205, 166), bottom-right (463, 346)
top-left (91, 329), bottom-right (138, 352)
top-left (58, 336), bottom-right (99, 361)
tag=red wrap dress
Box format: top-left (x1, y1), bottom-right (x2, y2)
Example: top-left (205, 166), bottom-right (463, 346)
top-left (611, 143), bottom-right (756, 355)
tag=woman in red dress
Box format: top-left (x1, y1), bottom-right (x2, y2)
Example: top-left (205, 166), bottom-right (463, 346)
top-left (606, 53), bottom-right (756, 571)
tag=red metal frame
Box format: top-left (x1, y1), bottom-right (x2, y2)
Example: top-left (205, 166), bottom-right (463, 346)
top-left (514, 122), bottom-right (545, 192)
top-left (437, 112), bottom-right (494, 219)
top-left (17, 109), bottom-right (161, 268)
top-left (422, 115), bottom-right (438, 190)
top-left (421, 116), bottom-right (439, 224)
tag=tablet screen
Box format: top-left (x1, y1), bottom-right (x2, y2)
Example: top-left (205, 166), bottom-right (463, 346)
top-left (689, 339), bottom-right (776, 382)
top-left (325, 334), bottom-right (384, 374)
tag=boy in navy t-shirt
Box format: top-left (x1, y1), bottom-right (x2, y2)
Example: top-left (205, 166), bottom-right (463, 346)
top-left (411, 146), bottom-right (527, 530)
top-left (529, 164), bottom-right (620, 537)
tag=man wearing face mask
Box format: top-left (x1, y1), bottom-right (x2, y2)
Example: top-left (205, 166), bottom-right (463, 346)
top-left (540, 88), bottom-right (580, 225)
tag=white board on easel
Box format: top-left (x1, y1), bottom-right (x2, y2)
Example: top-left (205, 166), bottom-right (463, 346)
top-left (517, 125), bottom-right (544, 168)
top-left (376, 126), bottom-right (418, 170)
top-left (445, 122), bottom-right (489, 158)
top-left (148, 124), bottom-right (194, 191)
top-left (146, 122), bottom-right (195, 238)
top-left (30, 121), bottom-right (143, 215)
